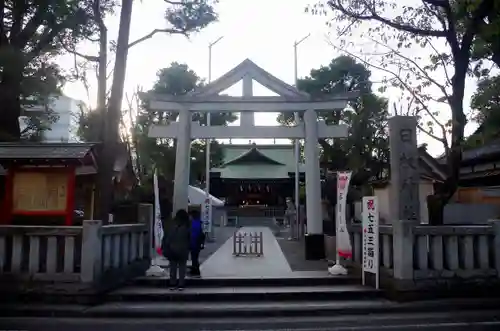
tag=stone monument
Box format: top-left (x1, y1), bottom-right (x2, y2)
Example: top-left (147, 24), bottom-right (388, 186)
top-left (388, 116), bottom-right (420, 223)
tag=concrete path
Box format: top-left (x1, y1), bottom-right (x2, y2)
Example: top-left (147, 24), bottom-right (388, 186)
top-left (150, 226), bottom-right (237, 268)
top-left (200, 226), bottom-right (292, 278)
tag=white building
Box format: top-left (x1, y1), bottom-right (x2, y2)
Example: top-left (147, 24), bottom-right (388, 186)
top-left (20, 95), bottom-right (84, 142)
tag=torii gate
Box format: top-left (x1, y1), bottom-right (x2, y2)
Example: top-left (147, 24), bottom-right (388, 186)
top-left (143, 59), bottom-right (355, 259)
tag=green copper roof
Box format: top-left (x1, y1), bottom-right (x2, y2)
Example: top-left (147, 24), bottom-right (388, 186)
top-left (222, 145), bottom-right (285, 166)
top-left (212, 144), bottom-right (305, 179)
top-left (217, 164), bottom-right (291, 179)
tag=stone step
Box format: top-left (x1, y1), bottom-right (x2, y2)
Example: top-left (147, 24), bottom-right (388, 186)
top-left (106, 284), bottom-right (382, 302)
top-left (2, 297), bottom-right (500, 319)
top-left (134, 273), bottom-right (358, 287)
top-left (4, 310), bottom-right (500, 330)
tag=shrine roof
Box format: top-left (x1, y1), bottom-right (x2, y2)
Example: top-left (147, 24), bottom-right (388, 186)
top-left (222, 144), bottom-right (285, 166)
top-left (211, 144), bottom-right (306, 179)
top-left (369, 145), bottom-right (447, 188)
top-left (0, 142), bottom-right (97, 165)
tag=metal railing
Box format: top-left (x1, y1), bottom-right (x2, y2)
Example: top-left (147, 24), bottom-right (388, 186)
top-left (232, 231), bottom-right (264, 257)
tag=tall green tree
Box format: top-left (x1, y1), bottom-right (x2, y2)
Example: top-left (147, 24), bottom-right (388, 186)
top-left (470, 75), bottom-right (500, 126)
top-left (0, 0), bottom-right (117, 141)
top-left (278, 56), bottom-right (390, 182)
top-left (466, 74), bottom-right (500, 146)
top-left (136, 62), bottom-right (237, 184)
top-left (20, 61), bottom-right (65, 140)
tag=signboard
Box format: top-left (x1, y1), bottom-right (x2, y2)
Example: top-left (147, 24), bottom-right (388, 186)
top-left (362, 196), bottom-right (380, 289)
top-left (336, 171), bottom-right (352, 259)
top-left (12, 172), bottom-right (68, 213)
top-left (202, 198), bottom-right (211, 233)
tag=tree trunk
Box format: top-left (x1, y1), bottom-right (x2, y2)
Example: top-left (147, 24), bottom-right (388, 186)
top-left (429, 57), bottom-right (468, 225)
top-left (0, 67), bottom-right (23, 141)
top-left (96, 0), bottom-right (133, 223)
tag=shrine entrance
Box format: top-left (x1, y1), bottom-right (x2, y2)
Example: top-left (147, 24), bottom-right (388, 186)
top-left (143, 59), bottom-right (354, 259)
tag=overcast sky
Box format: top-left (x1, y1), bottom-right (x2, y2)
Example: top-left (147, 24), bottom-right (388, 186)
top-left (60, 0), bottom-right (480, 156)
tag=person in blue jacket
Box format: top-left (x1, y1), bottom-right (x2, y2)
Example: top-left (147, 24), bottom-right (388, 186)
top-left (188, 210), bottom-right (205, 276)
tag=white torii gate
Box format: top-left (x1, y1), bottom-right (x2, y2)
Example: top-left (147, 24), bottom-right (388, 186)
top-left (144, 59), bottom-right (355, 259)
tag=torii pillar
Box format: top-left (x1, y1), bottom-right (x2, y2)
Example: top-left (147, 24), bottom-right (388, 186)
top-left (172, 109), bottom-right (191, 214)
top-left (303, 108), bottom-right (324, 260)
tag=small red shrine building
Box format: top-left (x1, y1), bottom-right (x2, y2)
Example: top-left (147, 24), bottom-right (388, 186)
top-left (0, 142), bottom-right (136, 226)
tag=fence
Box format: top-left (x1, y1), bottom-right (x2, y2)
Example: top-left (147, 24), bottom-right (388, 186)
top-left (233, 231), bottom-right (264, 257)
top-left (348, 220), bottom-right (500, 289)
top-left (0, 204), bottom-right (153, 295)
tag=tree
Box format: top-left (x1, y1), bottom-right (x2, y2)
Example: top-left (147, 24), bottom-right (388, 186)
top-left (67, 0), bottom-right (219, 139)
top-left (313, 0), bottom-right (498, 222)
top-left (20, 60), bottom-right (66, 140)
top-left (0, 0), bottom-right (117, 141)
top-left (466, 74), bottom-right (500, 146)
top-left (471, 74), bottom-right (500, 125)
top-left (136, 62), bottom-right (237, 183)
top-left (62, 0), bottom-right (219, 220)
top-left (468, 2), bottom-right (500, 66)
top-left (278, 55), bottom-right (390, 182)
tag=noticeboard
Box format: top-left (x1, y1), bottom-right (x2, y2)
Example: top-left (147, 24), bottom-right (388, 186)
top-left (12, 172), bottom-right (69, 213)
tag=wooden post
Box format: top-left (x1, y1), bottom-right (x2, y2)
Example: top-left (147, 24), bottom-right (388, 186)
top-left (80, 220), bottom-right (103, 283)
top-left (392, 220), bottom-right (414, 280)
top-left (233, 231), bottom-right (237, 255)
top-left (260, 231), bottom-right (264, 255)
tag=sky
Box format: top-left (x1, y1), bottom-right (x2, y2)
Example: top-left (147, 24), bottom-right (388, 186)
top-left (60, 0), bottom-right (480, 156)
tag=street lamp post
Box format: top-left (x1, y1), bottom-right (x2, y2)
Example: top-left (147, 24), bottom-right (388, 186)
top-left (292, 33), bottom-right (310, 240)
top-left (205, 36), bottom-right (223, 241)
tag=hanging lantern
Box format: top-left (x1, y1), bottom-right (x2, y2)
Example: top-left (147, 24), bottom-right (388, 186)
top-left (240, 185), bottom-right (243, 192)
top-left (266, 185), bottom-right (270, 192)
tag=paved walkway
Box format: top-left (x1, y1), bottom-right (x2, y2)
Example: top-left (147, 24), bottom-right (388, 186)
top-left (151, 226), bottom-right (236, 267)
top-left (200, 226), bottom-right (292, 278)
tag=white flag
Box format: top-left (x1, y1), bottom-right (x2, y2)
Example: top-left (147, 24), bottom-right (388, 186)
top-left (336, 171), bottom-right (352, 259)
top-left (153, 170), bottom-right (164, 255)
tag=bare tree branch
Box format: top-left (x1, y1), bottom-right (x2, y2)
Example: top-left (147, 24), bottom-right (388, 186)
top-left (327, 0), bottom-right (448, 37)
top-left (324, 37), bottom-right (449, 149)
top-left (426, 37), bottom-right (453, 85)
top-left (127, 28), bottom-right (187, 49)
top-left (60, 41), bottom-right (99, 62)
top-left (368, 36), bottom-right (450, 100)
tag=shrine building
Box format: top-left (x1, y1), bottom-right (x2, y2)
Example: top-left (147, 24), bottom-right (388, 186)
top-left (209, 143), bottom-right (305, 207)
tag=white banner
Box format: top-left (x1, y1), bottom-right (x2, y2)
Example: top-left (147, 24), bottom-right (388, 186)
top-left (153, 170), bottom-right (164, 255)
top-left (362, 196), bottom-right (380, 288)
top-left (336, 171), bottom-right (352, 259)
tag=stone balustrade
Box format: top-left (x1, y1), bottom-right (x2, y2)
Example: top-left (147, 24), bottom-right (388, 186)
top-left (0, 204), bottom-right (153, 296)
top-left (350, 224), bottom-right (394, 277)
top-left (348, 220), bottom-right (500, 290)
top-left (0, 225), bottom-right (84, 282)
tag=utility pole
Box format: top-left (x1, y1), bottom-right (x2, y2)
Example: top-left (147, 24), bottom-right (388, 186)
top-left (292, 33), bottom-right (310, 240)
top-left (205, 36), bottom-right (223, 241)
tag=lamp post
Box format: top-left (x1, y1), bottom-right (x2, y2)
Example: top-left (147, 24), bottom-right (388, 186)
top-left (292, 33), bottom-right (310, 240)
top-left (205, 36), bottom-right (223, 241)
